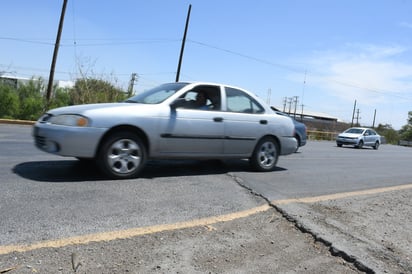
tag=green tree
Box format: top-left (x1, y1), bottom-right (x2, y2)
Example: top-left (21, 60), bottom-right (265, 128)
top-left (16, 78), bottom-right (45, 120)
top-left (69, 78), bottom-right (126, 105)
top-left (0, 84), bottom-right (20, 118)
top-left (399, 111), bottom-right (412, 141)
top-left (375, 123), bottom-right (399, 145)
top-left (48, 87), bottom-right (71, 109)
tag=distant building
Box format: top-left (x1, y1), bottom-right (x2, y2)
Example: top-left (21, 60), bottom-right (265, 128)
top-left (272, 106), bottom-right (339, 123)
top-left (0, 75), bottom-right (74, 90)
top-left (0, 75), bottom-right (30, 89)
top-left (56, 80), bottom-right (75, 89)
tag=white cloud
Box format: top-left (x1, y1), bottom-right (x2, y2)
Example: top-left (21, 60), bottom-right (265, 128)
top-left (399, 21), bottom-right (412, 29)
top-left (304, 44), bottom-right (412, 104)
top-left (292, 43), bottom-right (412, 129)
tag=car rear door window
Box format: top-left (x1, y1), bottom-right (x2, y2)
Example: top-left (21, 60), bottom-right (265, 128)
top-left (225, 87), bottom-right (264, 114)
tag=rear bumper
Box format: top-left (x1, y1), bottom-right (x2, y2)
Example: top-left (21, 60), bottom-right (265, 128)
top-left (280, 136), bottom-right (298, 155)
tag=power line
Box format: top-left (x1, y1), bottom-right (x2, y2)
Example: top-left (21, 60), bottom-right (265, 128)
top-left (330, 79), bottom-right (412, 101)
top-left (188, 39), bottom-right (305, 73)
top-left (0, 36), bottom-right (180, 47)
top-left (188, 39), bottom-right (412, 101)
top-left (2, 33), bottom-right (412, 101)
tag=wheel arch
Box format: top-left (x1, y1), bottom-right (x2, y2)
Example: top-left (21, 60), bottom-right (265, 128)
top-left (249, 134), bottom-right (281, 172)
top-left (294, 133), bottom-right (301, 147)
top-left (96, 125), bottom-right (150, 157)
top-left (258, 134), bottom-right (280, 152)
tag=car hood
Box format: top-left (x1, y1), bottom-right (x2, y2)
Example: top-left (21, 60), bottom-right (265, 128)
top-left (48, 102), bottom-right (150, 116)
top-left (338, 132), bottom-right (361, 138)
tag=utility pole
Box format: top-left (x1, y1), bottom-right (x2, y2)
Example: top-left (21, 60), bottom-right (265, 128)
top-left (127, 73), bottom-right (138, 97)
top-left (175, 4), bottom-right (191, 82)
top-left (351, 100), bottom-right (357, 127)
top-left (282, 97), bottom-right (287, 112)
top-left (46, 0), bottom-right (68, 106)
top-left (293, 96), bottom-right (299, 119)
top-left (372, 109), bottom-right (377, 128)
top-left (355, 109), bottom-right (361, 126)
top-left (288, 97), bottom-right (293, 114)
top-left (300, 104), bottom-right (304, 121)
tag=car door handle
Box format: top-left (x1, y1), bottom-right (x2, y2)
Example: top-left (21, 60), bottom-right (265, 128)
top-left (260, 120), bottom-right (268, 124)
top-left (214, 117), bottom-right (223, 122)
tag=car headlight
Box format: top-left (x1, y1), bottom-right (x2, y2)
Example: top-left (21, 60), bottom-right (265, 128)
top-left (49, 114), bottom-right (89, 127)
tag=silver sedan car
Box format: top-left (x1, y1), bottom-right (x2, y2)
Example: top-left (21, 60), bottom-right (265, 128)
top-left (33, 82), bottom-right (297, 179)
top-left (336, 127), bottom-right (381, 149)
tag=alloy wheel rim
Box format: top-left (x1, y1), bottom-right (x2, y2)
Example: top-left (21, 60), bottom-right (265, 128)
top-left (258, 141), bottom-right (276, 168)
top-left (107, 139), bottom-right (141, 174)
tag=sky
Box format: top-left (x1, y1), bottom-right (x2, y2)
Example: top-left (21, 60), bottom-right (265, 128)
top-left (1, 0), bottom-right (412, 129)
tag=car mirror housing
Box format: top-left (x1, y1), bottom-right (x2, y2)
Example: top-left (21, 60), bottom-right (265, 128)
top-left (170, 98), bottom-right (187, 109)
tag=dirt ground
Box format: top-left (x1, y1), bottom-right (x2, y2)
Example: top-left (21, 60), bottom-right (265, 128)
top-left (278, 188), bottom-right (412, 274)
top-left (0, 208), bottom-right (361, 274)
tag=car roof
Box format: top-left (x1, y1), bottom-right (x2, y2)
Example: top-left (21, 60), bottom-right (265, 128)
top-left (349, 127), bottom-right (373, 130)
top-left (181, 81), bottom-right (249, 91)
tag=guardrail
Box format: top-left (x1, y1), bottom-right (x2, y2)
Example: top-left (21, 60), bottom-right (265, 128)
top-left (399, 140), bottom-right (412, 147)
top-left (0, 118), bottom-right (35, 125)
top-left (307, 130), bottom-right (338, 141)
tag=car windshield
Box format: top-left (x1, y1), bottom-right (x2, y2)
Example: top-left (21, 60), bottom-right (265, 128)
top-left (345, 128), bottom-right (364, 134)
top-left (125, 82), bottom-right (189, 104)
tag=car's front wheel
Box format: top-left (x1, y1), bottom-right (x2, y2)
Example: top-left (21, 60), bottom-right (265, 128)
top-left (356, 140), bottom-right (364, 149)
top-left (250, 137), bottom-right (279, 172)
top-left (97, 131), bottom-right (147, 179)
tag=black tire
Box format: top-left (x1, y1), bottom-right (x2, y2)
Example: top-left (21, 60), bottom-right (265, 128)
top-left (250, 137), bottom-right (279, 172)
top-left (373, 141), bottom-right (380, 150)
top-left (97, 131), bottom-right (147, 179)
top-left (337, 143), bottom-right (343, 147)
top-left (76, 157), bottom-right (94, 162)
top-left (356, 140), bottom-right (364, 149)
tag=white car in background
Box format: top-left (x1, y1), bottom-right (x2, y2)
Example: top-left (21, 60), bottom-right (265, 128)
top-left (336, 127), bottom-right (381, 149)
top-left (33, 82), bottom-right (297, 179)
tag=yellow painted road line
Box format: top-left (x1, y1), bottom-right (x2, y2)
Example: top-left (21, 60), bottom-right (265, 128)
top-left (272, 183), bottom-right (412, 205)
top-left (0, 204), bottom-right (271, 255)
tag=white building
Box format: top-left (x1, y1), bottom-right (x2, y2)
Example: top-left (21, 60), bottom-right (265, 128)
top-left (0, 75), bottom-right (74, 90)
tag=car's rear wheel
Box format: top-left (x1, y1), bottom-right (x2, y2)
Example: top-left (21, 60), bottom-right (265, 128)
top-left (250, 137), bottom-right (279, 172)
top-left (294, 135), bottom-right (301, 152)
top-left (373, 141), bottom-right (380, 150)
top-left (97, 131), bottom-right (147, 179)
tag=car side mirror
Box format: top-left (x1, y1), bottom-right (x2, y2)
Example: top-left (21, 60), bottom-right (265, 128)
top-left (170, 98), bottom-right (186, 109)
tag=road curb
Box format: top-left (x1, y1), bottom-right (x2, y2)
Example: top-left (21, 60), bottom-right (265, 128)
top-left (0, 119), bottom-right (35, 125)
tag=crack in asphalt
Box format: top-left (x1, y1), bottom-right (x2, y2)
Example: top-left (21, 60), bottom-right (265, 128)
top-left (227, 172), bottom-right (375, 274)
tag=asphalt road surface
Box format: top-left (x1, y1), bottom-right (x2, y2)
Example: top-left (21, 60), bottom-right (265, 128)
top-left (0, 123), bottom-right (411, 273)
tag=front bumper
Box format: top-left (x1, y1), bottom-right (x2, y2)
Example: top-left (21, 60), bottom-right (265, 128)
top-left (33, 122), bottom-right (107, 158)
top-left (336, 137), bottom-right (359, 145)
